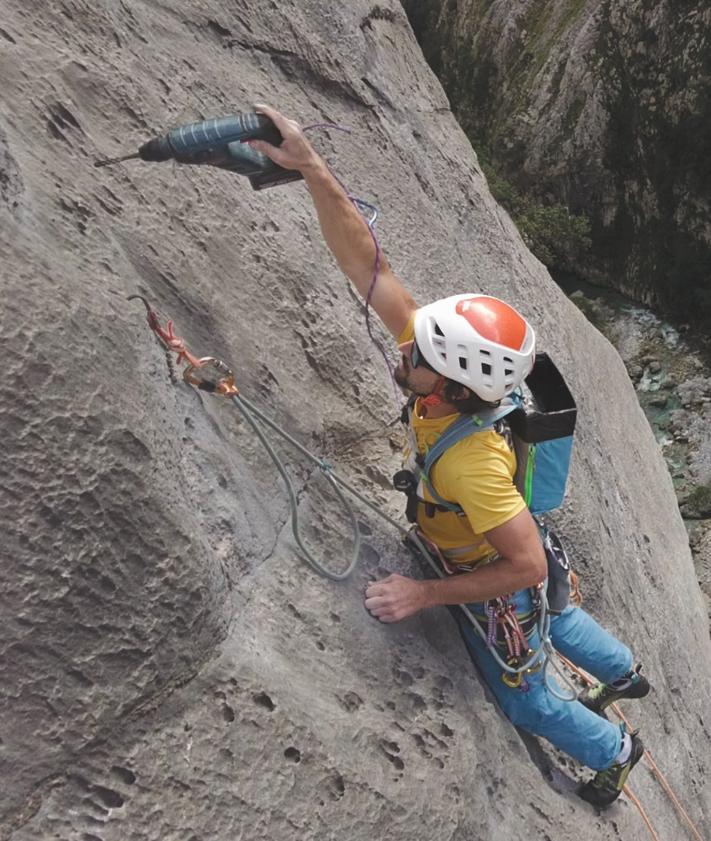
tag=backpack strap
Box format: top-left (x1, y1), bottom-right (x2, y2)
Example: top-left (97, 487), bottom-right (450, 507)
top-left (418, 396), bottom-right (522, 514)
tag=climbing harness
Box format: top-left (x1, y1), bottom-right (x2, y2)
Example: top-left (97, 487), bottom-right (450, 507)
top-left (129, 296), bottom-right (577, 695)
top-left (389, 353), bottom-right (583, 696)
top-left (489, 599), bottom-right (540, 691)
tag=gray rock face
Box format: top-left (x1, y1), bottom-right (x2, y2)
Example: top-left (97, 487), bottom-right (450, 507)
top-left (403, 0), bottom-right (711, 325)
top-left (1, 1), bottom-right (710, 838)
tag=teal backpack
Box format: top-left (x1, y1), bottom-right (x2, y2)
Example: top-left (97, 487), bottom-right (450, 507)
top-left (395, 353), bottom-right (577, 521)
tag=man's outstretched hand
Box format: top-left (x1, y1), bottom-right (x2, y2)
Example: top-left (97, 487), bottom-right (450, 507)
top-left (248, 104), bottom-right (322, 174)
top-left (364, 574), bottom-right (430, 623)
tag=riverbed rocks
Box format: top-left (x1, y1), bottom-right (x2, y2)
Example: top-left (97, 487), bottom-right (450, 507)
top-left (566, 288), bottom-right (711, 624)
top-left (689, 521), bottom-right (711, 615)
top-left (677, 376), bottom-right (711, 408)
top-left (680, 487), bottom-right (711, 520)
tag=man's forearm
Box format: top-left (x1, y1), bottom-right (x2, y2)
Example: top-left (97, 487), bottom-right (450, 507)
top-left (249, 106), bottom-right (416, 338)
top-left (302, 159), bottom-right (386, 297)
top-left (422, 556), bottom-right (545, 608)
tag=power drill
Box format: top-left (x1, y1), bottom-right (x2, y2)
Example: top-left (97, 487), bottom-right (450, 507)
top-left (95, 113), bottom-right (302, 190)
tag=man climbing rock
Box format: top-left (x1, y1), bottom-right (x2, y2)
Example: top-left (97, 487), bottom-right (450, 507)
top-left (248, 104), bottom-right (650, 808)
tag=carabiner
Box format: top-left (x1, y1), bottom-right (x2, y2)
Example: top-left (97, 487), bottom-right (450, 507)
top-left (501, 657), bottom-right (523, 689)
top-left (183, 356), bottom-right (239, 396)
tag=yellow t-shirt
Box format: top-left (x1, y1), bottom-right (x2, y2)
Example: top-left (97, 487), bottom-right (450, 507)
top-left (398, 318), bottom-right (526, 566)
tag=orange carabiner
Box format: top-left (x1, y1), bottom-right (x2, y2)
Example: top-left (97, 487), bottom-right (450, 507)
top-left (182, 356), bottom-right (239, 397)
top-left (129, 295), bottom-right (239, 396)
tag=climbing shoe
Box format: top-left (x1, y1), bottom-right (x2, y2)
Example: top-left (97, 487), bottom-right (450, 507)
top-left (578, 730), bottom-right (645, 808)
top-left (579, 664), bottom-right (650, 715)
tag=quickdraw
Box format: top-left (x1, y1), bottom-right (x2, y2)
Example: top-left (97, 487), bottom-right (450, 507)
top-left (128, 295), bottom-right (239, 397)
top-left (129, 294), bottom-right (362, 582)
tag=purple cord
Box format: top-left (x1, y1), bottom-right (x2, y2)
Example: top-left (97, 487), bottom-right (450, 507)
top-left (303, 122), bottom-right (401, 406)
top-left (330, 175), bottom-right (400, 405)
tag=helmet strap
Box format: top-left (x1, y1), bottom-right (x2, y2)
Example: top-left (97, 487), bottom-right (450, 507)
top-left (418, 376), bottom-right (447, 417)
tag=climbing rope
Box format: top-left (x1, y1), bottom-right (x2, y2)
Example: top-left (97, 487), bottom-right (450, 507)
top-left (624, 787), bottom-right (663, 841)
top-left (303, 121), bottom-right (401, 409)
top-left (558, 654), bottom-right (704, 841)
top-left (130, 297), bottom-right (579, 691)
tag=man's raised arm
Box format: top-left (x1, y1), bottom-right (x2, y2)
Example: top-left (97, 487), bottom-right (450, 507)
top-left (248, 104), bottom-right (417, 338)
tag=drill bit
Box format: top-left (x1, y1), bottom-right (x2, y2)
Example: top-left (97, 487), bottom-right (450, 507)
top-left (94, 152), bottom-right (142, 168)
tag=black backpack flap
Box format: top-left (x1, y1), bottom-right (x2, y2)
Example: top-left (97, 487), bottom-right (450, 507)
top-left (508, 353), bottom-right (577, 444)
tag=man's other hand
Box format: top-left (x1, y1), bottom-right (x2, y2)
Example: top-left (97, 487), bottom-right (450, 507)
top-left (364, 574), bottom-right (429, 623)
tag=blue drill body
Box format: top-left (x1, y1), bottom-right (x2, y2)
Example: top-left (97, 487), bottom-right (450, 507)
top-left (96, 113), bottom-right (302, 190)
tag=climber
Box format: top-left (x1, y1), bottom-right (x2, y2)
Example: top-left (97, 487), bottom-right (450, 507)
top-left (247, 104), bottom-right (650, 808)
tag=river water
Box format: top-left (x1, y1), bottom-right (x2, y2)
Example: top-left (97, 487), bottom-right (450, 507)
top-left (554, 274), bottom-right (711, 620)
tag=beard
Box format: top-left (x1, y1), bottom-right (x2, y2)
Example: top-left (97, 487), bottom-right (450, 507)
top-left (394, 355), bottom-right (430, 396)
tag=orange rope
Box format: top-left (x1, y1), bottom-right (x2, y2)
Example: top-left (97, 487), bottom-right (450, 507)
top-left (623, 784), bottom-right (663, 841)
top-left (558, 654), bottom-right (704, 841)
top-left (612, 703), bottom-right (705, 841)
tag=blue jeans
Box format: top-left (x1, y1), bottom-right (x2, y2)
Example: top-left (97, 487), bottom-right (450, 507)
top-left (453, 588), bottom-right (633, 770)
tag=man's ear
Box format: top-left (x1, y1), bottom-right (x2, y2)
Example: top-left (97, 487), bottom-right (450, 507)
top-left (444, 380), bottom-right (473, 401)
top-left (453, 381), bottom-right (473, 400)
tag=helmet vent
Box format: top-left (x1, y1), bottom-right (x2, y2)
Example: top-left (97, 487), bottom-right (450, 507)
top-left (434, 322), bottom-right (444, 337)
top-left (481, 363), bottom-right (492, 376)
top-left (432, 334), bottom-right (447, 364)
top-left (457, 344), bottom-right (469, 371)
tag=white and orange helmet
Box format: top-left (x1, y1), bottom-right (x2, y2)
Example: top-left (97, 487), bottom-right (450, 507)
top-left (413, 294), bottom-right (536, 401)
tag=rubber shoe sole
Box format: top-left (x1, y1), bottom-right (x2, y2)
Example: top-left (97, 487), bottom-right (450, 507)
top-left (579, 670), bottom-right (651, 715)
top-left (578, 732), bottom-right (645, 808)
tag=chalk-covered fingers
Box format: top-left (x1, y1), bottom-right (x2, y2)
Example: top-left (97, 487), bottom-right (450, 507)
top-left (364, 574), bottom-right (429, 623)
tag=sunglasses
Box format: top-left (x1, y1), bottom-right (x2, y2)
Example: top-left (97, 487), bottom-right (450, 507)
top-left (411, 340), bottom-right (436, 372)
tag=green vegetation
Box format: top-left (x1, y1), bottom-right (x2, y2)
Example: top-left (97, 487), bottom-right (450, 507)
top-left (505, 0), bottom-right (589, 106)
top-left (404, 0), bottom-right (711, 328)
top-left (480, 157), bottom-right (592, 269)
